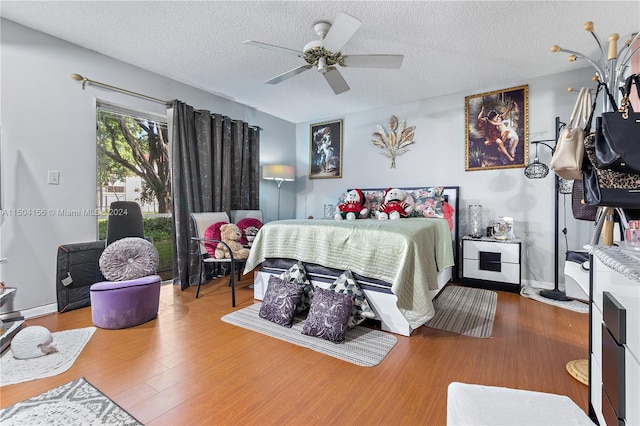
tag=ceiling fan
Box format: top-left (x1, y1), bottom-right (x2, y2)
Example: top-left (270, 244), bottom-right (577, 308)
top-left (242, 12), bottom-right (404, 95)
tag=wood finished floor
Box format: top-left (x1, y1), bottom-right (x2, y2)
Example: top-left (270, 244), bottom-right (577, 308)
top-left (0, 275), bottom-right (589, 425)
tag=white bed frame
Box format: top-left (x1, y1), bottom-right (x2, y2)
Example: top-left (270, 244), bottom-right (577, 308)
top-left (253, 186), bottom-right (459, 337)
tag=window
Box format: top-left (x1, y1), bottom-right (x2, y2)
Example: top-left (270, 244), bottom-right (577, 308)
top-left (96, 102), bottom-right (172, 277)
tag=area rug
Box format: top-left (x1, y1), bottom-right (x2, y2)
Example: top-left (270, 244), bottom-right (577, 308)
top-left (0, 377), bottom-right (142, 425)
top-left (424, 286), bottom-right (497, 338)
top-left (520, 286), bottom-right (589, 313)
top-left (1, 326), bottom-right (96, 387)
top-left (221, 303), bottom-right (397, 367)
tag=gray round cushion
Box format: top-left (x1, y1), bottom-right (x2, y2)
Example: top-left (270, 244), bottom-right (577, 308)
top-left (99, 237), bottom-right (159, 281)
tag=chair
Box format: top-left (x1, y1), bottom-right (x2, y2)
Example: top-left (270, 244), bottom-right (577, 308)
top-left (105, 201), bottom-right (145, 246)
top-left (190, 212), bottom-right (246, 306)
top-left (230, 209), bottom-right (263, 224)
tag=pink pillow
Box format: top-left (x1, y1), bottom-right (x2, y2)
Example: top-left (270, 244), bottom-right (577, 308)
top-left (203, 222), bottom-right (228, 257)
top-left (236, 217), bottom-right (263, 246)
top-left (443, 201), bottom-right (455, 231)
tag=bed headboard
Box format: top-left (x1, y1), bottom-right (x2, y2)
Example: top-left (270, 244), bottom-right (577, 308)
top-left (348, 186), bottom-right (460, 278)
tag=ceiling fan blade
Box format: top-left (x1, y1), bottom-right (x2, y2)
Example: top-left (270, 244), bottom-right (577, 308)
top-left (265, 65), bottom-right (313, 85)
top-left (322, 12), bottom-right (362, 53)
top-left (242, 40), bottom-right (303, 57)
top-left (323, 68), bottom-right (350, 94)
top-left (342, 54), bottom-right (404, 69)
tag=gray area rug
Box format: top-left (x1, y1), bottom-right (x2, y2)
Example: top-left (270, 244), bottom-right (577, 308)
top-left (520, 285), bottom-right (589, 313)
top-left (424, 286), bottom-right (497, 338)
top-left (222, 303), bottom-right (397, 367)
top-left (0, 377), bottom-right (142, 426)
top-left (1, 326), bottom-right (96, 386)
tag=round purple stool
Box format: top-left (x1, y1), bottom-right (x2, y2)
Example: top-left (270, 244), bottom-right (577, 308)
top-left (90, 275), bottom-right (161, 329)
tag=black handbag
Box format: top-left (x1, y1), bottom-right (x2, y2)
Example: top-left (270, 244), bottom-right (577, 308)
top-left (583, 132), bottom-right (640, 208)
top-left (571, 179), bottom-right (598, 221)
top-left (594, 74), bottom-right (640, 173)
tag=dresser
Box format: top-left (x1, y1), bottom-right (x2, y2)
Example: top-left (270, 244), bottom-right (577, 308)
top-left (589, 246), bottom-right (640, 426)
top-left (461, 236), bottom-right (521, 293)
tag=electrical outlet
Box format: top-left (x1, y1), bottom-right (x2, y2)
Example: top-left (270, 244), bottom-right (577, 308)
top-left (48, 170), bottom-right (60, 185)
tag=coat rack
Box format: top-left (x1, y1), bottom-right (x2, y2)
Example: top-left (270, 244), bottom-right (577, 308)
top-left (551, 21), bottom-right (639, 111)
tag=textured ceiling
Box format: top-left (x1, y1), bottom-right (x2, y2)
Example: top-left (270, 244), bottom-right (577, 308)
top-left (2, 1), bottom-right (638, 123)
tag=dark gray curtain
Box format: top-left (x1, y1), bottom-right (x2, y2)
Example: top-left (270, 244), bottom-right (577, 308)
top-left (171, 100), bottom-right (260, 289)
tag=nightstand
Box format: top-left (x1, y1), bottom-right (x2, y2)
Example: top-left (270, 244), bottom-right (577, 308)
top-left (461, 236), bottom-right (521, 293)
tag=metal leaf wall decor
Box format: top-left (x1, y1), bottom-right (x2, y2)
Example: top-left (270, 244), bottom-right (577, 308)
top-left (371, 115), bottom-right (416, 168)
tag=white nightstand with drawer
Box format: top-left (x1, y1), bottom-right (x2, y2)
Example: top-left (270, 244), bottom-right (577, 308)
top-left (461, 236), bottom-right (521, 293)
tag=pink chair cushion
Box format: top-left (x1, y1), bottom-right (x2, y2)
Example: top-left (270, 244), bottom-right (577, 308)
top-left (203, 222), bottom-right (228, 257)
top-left (236, 217), bottom-right (263, 246)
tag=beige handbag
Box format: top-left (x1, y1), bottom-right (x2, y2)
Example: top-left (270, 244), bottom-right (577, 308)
top-left (550, 87), bottom-right (592, 180)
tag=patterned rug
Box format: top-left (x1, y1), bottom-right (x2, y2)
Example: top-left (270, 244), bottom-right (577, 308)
top-left (424, 286), bottom-right (497, 338)
top-left (222, 303), bottom-right (397, 367)
top-left (0, 377), bottom-right (141, 425)
top-left (1, 327), bottom-right (96, 386)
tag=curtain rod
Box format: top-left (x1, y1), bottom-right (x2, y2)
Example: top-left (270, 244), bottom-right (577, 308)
top-left (70, 73), bottom-right (172, 106)
top-left (71, 73), bottom-right (262, 131)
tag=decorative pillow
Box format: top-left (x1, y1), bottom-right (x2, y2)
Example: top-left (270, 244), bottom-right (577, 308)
top-left (409, 187), bottom-right (445, 218)
top-left (302, 287), bottom-right (353, 343)
top-left (279, 261), bottom-right (313, 313)
top-left (203, 221), bottom-right (228, 257)
top-left (329, 270), bottom-right (375, 328)
top-left (10, 326), bottom-right (57, 359)
top-left (259, 275), bottom-right (304, 327)
top-left (99, 237), bottom-right (159, 281)
top-left (236, 217), bottom-right (263, 246)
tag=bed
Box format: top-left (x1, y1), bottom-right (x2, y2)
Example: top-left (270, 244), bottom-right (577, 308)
top-left (244, 186), bottom-right (459, 336)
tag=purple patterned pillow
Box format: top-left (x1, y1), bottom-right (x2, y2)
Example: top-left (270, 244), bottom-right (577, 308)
top-left (259, 275), bottom-right (304, 327)
top-left (302, 287), bottom-right (354, 343)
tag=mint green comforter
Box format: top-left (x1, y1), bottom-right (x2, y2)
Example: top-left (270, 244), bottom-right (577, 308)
top-left (244, 218), bottom-right (454, 327)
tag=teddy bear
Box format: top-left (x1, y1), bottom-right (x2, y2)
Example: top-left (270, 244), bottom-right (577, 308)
top-left (377, 188), bottom-right (414, 220)
top-left (215, 223), bottom-right (250, 260)
top-left (335, 188), bottom-right (369, 220)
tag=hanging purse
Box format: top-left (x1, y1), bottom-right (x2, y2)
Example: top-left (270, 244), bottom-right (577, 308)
top-left (550, 87), bottom-right (592, 180)
top-left (594, 74), bottom-right (640, 173)
top-left (583, 126), bottom-right (640, 208)
top-left (571, 179), bottom-right (598, 221)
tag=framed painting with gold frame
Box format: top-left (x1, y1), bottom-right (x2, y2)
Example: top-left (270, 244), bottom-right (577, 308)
top-left (465, 85), bottom-right (528, 171)
top-left (309, 119), bottom-right (343, 179)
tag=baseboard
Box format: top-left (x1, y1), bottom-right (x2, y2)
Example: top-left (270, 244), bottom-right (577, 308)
top-left (0, 303), bottom-right (57, 321)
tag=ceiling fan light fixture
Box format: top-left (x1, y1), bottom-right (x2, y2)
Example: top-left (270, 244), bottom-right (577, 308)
top-left (317, 57), bottom-right (327, 73)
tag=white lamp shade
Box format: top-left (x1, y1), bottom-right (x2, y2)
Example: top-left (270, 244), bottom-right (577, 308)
top-left (262, 164), bottom-right (295, 181)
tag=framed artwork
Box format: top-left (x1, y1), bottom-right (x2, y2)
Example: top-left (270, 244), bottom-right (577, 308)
top-left (309, 119), bottom-right (343, 179)
top-left (465, 85), bottom-right (528, 171)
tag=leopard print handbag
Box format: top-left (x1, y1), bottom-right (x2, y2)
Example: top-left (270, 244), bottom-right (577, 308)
top-left (582, 132), bottom-right (640, 207)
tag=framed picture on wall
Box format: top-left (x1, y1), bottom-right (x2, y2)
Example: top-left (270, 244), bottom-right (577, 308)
top-left (309, 119), bottom-right (343, 179)
top-left (465, 85), bottom-right (528, 171)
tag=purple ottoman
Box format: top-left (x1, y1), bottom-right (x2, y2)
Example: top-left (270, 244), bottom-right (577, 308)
top-left (90, 275), bottom-right (161, 329)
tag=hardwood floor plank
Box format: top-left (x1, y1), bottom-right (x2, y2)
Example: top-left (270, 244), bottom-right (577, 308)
top-left (0, 277), bottom-right (589, 425)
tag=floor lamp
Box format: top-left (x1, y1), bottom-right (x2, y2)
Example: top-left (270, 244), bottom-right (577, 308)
top-left (262, 164), bottom-right (295, 220)
top-left (524, 117), bottom-right (571, 301)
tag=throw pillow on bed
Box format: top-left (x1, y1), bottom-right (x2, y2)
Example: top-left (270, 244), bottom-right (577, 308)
top-left (302, 287), bottom-right (353, 343)
top-left (259, 275), bottom-right (304, 327)
top-left (279, 261), bottom-right (313, 313)
top-left (329, 270), bottom-right (375, 328)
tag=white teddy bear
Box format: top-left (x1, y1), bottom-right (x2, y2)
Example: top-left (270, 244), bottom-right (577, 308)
top-left (334, 188), bottom-right (369, 220)
top-left (377, 188), bottom-right (414, 220)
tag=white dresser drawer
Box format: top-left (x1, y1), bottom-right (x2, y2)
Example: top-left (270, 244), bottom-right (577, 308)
top-left (593, 256), bottom-right (640, 359)
top-left (463, 239), bottom-right (520, 264)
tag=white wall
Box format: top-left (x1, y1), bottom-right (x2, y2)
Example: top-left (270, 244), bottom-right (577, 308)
top-left (0, 19), bottom-right (296, 314)
top-left (295, 67), bottom-right (597, 288)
